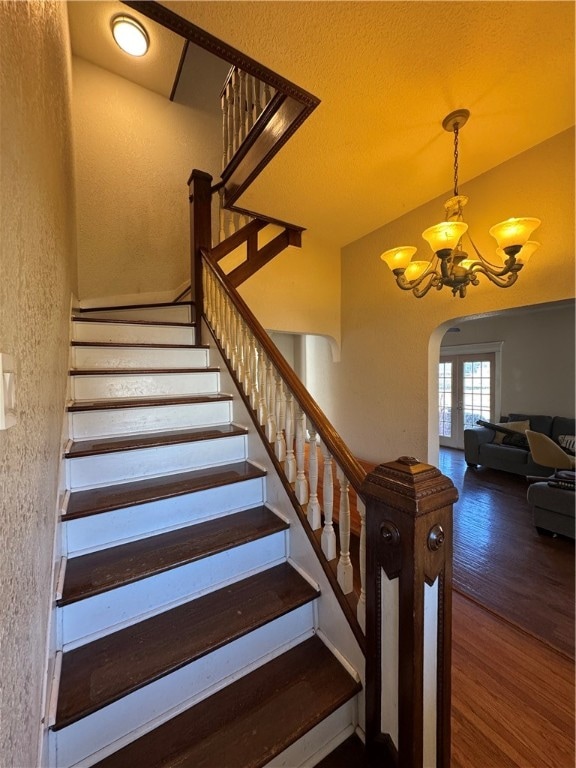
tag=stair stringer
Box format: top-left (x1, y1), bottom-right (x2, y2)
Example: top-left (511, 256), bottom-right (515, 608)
top-left (203, 318), bottom-right (366, 747)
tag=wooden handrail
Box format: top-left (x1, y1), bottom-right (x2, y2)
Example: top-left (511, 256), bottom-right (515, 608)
top-left (201, 248), bottom-right (366, 495)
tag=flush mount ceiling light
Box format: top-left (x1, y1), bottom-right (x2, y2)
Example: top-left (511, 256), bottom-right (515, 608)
top-left (381, 109), bottom-right (541, 298)
top-left (111, 15), bottom-right (149, 57)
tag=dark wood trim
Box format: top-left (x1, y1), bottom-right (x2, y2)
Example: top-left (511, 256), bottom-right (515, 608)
top-left (71, 342), bottom-right (204, 350)
top-left (72, 317), bottom-right (193, 327)
top-left (211, 219), bottom-right (268, 263)
top-left (75, 301), bottom-right (192, 314)
top-left (221, 205), bottom-right (305, 233)
top-left (122, 1), bottom-right (320, 107)
top-left (67, 393), bottom-right (233, 412)
top-left (228, 228), bottom-right (302, 288)
top-left (202, 316), bottom-right (366, 653)
top-left (202, 255), bottom-right (366, 496)
top-left (173, 285), bottom-right (192, 303)
top-left (221, 93), bottom-right (312, 207)
top-left (189, 171), bottom-right (213, 347)
top-left (361, 458), bottom-right (457, 768)
top-left (169, 38), bottom-right (189, 102)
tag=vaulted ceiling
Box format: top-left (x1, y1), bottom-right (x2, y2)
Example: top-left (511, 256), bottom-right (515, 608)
top-left (68, 0), bottom-right (575, 249)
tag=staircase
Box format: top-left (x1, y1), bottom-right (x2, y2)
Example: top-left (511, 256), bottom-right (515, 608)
top-left (49, 301), bottom-right (363, 768)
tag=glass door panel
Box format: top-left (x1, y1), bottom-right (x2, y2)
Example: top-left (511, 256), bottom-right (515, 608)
top-left (440, 353), bottom-right (495, 449)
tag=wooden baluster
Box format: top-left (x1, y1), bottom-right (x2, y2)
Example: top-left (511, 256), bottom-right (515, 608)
top-left (246, 74), bottom-right (255, 133)
top-left (263, 81), bottom-right (272, 109)
top-left (257, 347), bottom-right (268, 429)
top-left (321, 443), bottom-right (336, 559)
top-left (242, 321), bottom-right (251, 395)
top-left (226, 79), bottom-right (234, 161)
top-left (239, 69), bottom-right (247, 143)
top-left (231, 310), bottom-right (239, 371)
top-left (284, 392), bottom-right (296, 482)
top-left (275, 375), bottom-right (286, 461)
top-left (236, 318), bottom-right (245, 387)
top-left (307, 427), bottom-right (321, 530)
top-left (295, 406), bottom-right (308, 504)
top-left (248, 334), bottom-right (259, 410)
top-left (266, 361), bottom-right (276, 443)
top-left (356, 497), bottom-right (366, 632)
top-left (254, 78), bottom-right (262, 119)
top-left (222, 90), bottom-right (229, 169)
top-left (232, 68), bottom-right (240, 155)
top-left (336, 467), bottom-right (353, 594)
top-left (218, 189), bottom-right (226, 243)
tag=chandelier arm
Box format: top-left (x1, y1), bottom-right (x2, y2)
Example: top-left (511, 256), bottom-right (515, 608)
top-left (477, 269), bottom-right (520, 289)
top-left (412, 274), bottom-right (440, 298)
top-left (465, 232), bottom-right (515, 272)
top-left (395, 260), bottom-right (439, 291)
top-left (466, 257), bottom-right (520, 279)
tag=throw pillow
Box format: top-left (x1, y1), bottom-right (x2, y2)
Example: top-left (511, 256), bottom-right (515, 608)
top-left (558, 435), bottom-right (576, 455)
top-left (492, 420), bottom-right (530, 445)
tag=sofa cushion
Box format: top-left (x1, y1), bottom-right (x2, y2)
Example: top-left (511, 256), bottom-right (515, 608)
top-left (480, 442), bottom-right (529, 468)
top-left (551, 416), bottom-right (576, 443)
top-left (509, 413), bottom-right (554, 436)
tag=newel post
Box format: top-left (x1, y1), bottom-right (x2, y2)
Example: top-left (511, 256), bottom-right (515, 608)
top-left (362, 456), bottom-right (458, 768)
top-left (188, 170), bottom-right (213, 346)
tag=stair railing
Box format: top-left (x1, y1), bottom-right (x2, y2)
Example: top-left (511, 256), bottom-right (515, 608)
top-left (202, 245), bottom-right (368, 644)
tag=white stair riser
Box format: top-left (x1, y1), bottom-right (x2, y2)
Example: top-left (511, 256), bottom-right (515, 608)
top-left (71, 372), bottom-right (219, 401)
top-left (61, 532), bottom-right (288, 648)
top-left (71, 346), bottom-right (208, 370)
top-left (53, 607), bottom-right (316, 768)
top-left (77, 306), bottom-right (192, 323)
top-left (64, 478), bottom-right (266, 555)
top-left (72, 322), bottom-right (195, 345)
top-left (69, 401), bottom-right (233, 440)
top-left (67, 435), bottom-right (247, 489)
top-left (266, 700), bottom-right (357, 768)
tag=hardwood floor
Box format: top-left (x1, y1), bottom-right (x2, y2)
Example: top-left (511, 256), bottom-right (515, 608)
top-left (452, 591), bottom-right (575, 768)
top-left (320, 593), bottom-right (575, 768)
top-left (439, 447), bottom-right (574, 658)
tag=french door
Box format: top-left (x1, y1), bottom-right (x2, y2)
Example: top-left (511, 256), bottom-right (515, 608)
top-left (439, 353), bottom-right (496, 449)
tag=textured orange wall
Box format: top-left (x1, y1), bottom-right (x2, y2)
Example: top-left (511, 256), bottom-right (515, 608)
top-left (0, 3), bottom-right (77, 765)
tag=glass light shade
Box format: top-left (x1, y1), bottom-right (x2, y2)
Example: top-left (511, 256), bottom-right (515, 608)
top-left (404, 260), bottom-right (430, 282)
top-left (422, 221), bottom-right (468, 252)
top-left (380, 246), bottom-right (417, 271)
top-left (112, 16), bottom-right (149, 57)
top-left (489, 217), bottom-right (540, 250)
top-left (458, 259), bottom-right (478, 272)
top-left (513, 240), bottom-right (540, 264)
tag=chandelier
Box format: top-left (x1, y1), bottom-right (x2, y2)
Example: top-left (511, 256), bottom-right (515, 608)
top-left (381, 109), bottom-right (541, 298)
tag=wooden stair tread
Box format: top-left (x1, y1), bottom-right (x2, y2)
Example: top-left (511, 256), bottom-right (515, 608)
top-left (67, 393), bottom-right (232, 412)
top-left (92, 635), bottom-right (361, 768)
top-left (54, 563), bottom-right (319, 730)
top-left (69, 367), bottom-right (219, 375)
top-left (72, 316), bottom-right (194, 327)
top-left (59, 506), bottom-right (288, 605)
top-left (65, 424), bottom-right (247, 458)
top-left (71, 341), bottom-right (206, 349)
top-left (64, 461), bottom-right (266, 520)
top-left (76, 301), bottom-right (193, 313)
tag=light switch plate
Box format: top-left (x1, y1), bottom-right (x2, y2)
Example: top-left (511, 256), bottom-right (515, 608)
top-left (0, 354), bottom-right (17, 430)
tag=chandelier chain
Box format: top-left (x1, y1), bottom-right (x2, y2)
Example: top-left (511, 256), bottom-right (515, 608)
top-left (453, 123), bottom-right (460, 196)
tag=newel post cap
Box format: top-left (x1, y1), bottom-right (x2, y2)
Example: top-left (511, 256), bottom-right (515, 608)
top-left (360, 456), bottom-right (458, 517)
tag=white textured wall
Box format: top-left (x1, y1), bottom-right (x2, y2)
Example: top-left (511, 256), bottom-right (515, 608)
top-left (0, 3), bottom-right (77, 767)
top-left (441, 303), bottom-right (575, 418)
top-left (335, 130), bottom-right (575, 465)
top-left (72, 56), bottom-right (221, 300)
